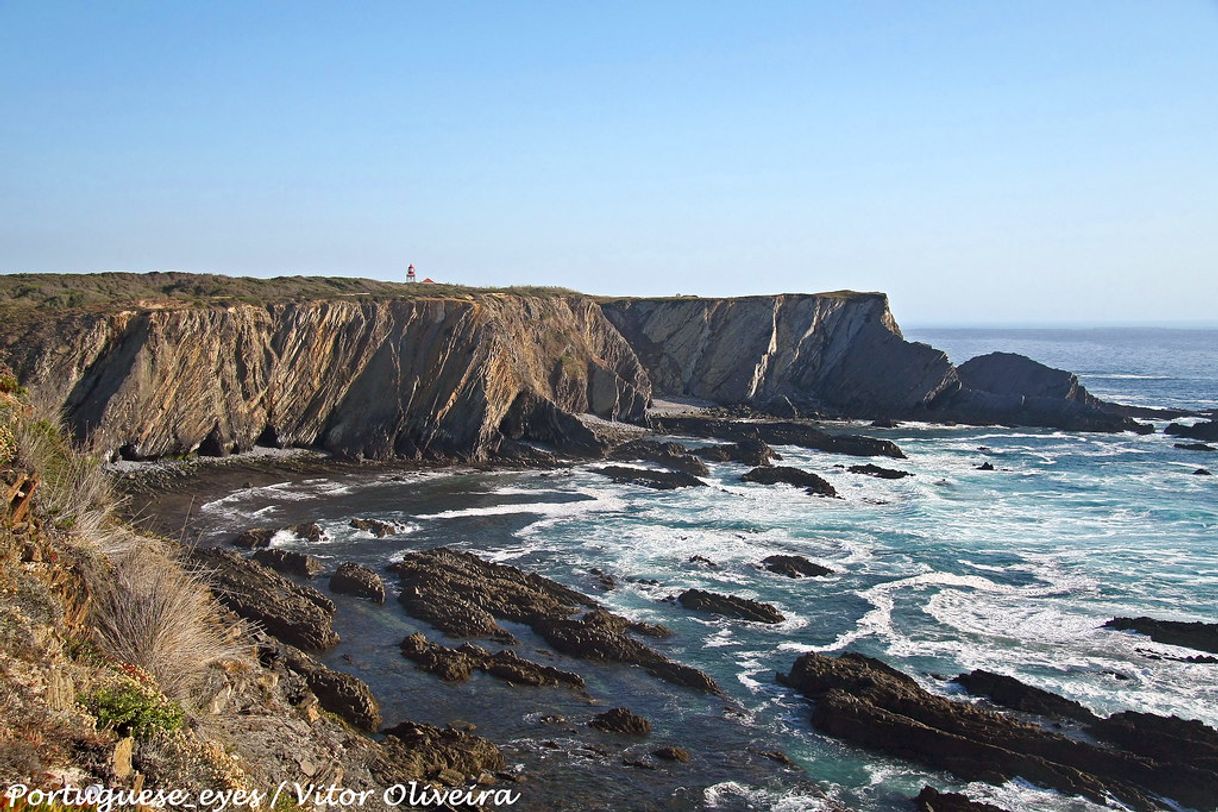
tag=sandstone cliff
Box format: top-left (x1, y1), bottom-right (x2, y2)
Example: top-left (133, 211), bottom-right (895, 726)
top-left (601, 292), bottom-right (958, 418)
top-left (1, 294), bottom-right (649, 460)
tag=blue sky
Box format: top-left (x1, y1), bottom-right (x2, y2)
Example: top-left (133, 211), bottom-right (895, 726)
top-left (1, 1), bottom-right (1215, 325)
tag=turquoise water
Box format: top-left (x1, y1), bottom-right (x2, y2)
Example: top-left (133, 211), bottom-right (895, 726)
top-left (193, 328), bottom-right (1217, 811)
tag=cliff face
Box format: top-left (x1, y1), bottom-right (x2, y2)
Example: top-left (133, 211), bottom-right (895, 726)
top-left (2, 295), bottom-right (650, 460)
top-left (601, 293), bottom-right (959, 418)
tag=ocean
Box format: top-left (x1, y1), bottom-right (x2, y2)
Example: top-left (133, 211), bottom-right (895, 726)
top-left (185, 328), bottom-right (1218, 811)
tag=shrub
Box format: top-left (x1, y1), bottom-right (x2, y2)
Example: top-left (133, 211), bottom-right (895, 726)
top-left (0, 422), bottom-right (14, 466)
top-left (84, 675), bottom-right (184, 738)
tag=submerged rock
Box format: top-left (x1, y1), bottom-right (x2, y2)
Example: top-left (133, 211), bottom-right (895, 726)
top-left (847, 463), bottom-right (912, 479)
top-left (1175, 442), bottom-right (1216, 451)
top-left (589, 707), bottom-right (651, 736)
top-left (778, 651), bottom-right (1217, 811)
top-left (760, 554), bottom-right (832, 579)
top-left (651, 746), bottom-right (690, 762)
top-left (330, 561), bottom-right (386, 603)
top-left (400, 632), bottom-right (585, 689)
top-left (677, 589), bottom-right (785, 624)
top-left (191, 547), bottom-right (339, 651)
top-left (252, 548), bottom-right (323, 578)
top-left (1104, 616), bottom-right (1218, 654)
top-left (742, 466), bottom-right (837, 497)
top-left (1195, 468), bottom-right (1213, 476)
top-left (594, 465), bottom-right (705, 490)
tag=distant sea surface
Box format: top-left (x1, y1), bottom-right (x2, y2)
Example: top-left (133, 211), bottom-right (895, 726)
top-left (183, 327), bottom-right (1218, 811)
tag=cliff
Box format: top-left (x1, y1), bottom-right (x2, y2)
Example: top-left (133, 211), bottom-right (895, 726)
top-left (601, 292), bottom-right (958, 417)
top-left (1, 289), bottom-right (649, 460)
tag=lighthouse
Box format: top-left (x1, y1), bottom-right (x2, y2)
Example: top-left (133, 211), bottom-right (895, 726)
top-left (406, 263), bottom-right (416, 283)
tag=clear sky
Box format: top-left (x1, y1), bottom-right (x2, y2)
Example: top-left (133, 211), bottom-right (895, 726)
top-left (1, 2), bottom-right (1215, 325)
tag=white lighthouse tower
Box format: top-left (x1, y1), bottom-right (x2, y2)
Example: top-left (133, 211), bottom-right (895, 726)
top-left (406, 263), bottom-right (416, 283)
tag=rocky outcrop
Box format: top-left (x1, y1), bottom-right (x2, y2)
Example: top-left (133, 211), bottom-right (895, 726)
top-left (2, 293), bottom-right (650, 461)
top-left (589, 708), bottom-right (651, 736)
top-left (847, 463), bottom-right (911, 479)
top-left (379, 721), bottom-right (505, 785)
top-left (191, 547), bottom-right (339, 651)
top-left (391, 548), bottom-right (718, 693)
top-left (742, 466), bottom-right (837, 497)
top-left (913, 786), bottom-right (1005, 812)
top-left (251, 548), bottom-right (323, 578)
top-left (1166, 420), bottom-right (1218, 441)
top-left (761, 554), bottom-right (832, 578)
top-left (693, 438), bottom-right (776, 466)
top-left (282, 646), bottom-right (382, 731)
top-left (939, 353), bottom-right (1153, 433)
top-left (349, 518), bottom-right (397, 537)
top-left (778, 652), bottom-right (1217, 811)
top-left (330, 561), bottom-right (387, 603)
top-left (1104, 616), bottom-right (1218, 654)
top-left (593, 465), bottom-right (706, 490)
top-left (952, 670), bottom-right (1096, 724)
top-left (400, 632), bottom-right (585, 689)
top-left (602, 293), bottom-right (957, 418)
top-left (655, 416), bottom-right (905, 459)
top-left (677, 589), bottom-right (785, 623)
top-left (606, 439), bottom-right (709, 476)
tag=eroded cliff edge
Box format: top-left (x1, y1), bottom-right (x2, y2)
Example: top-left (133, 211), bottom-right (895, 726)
top-left (2, 292), bottom-right (650, 460)
top-left (0, 273), bottom-right (1152, 461)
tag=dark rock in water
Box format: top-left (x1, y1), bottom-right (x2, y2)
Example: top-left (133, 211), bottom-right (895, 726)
top-left (678, 588), bottom-right (785, 624)
top-left (587, 566), bottom-right (616, 591)
top-left (688, 555), bottom-right (719, 569)
top-left (742, 465), bottom-right (837, 497)
top-left (283, 645), bottom-right (381, 731)
top-left (291, 521), bottom-right (324, 542)
top-left (330, 561), bottom-right (386, 603)
top-left (231, 527), bottom-right (276, 548)
top-left (953, 670), bottom-right (1097, 724)
top-left (870, 418), bottom-right (900, 428)
top-left (252, 548), bottom-right (323, 578)
top-left (694, 438), bottom-right (777, 466)
top-left (777, 651), bottom-right (1214, 811)
top-left (400, 632), bottom-right (585, 689)
top-left (976, 462), bottom-right (995, 471)
top-left (589, 707), bottom-right (651, 735)
top-left (1104, 616), bottom-right (1218, 654)
top-left (607, 439), bottom-right (709, 476)
top-left (761, 554), bottom-right (832, 579)
top-left (1176, 442), bottom-right (1216, 451)
top-left (594, 465), bottom-right (706, 490)
top-left (380, 721), bottom-right (505, 784)
top-left (847, 463), bottom-right (912, 479)
top-left (1165, 420), bottom-right (1218, 442)
top-left (191, 547), bottom-right (338, 651)
top-left (349, 517), bottom-right (397, 537)
top-left (914, 786), bottom-right (1005, 812)
top-left (1087, 710), bottom-right (1218, 783)
top-left (755, 749), bottom-right (795, 767)
top-left (536, 610), bottom-right (716, 693)
top-left (1195, 468), bottom-right (1213, 476)
top-left (655, 416), bottom-right (905, 459)
top-left (652, 746), bottom-right (690, 763)
top-left (391, 548), bottom-right (716, 692)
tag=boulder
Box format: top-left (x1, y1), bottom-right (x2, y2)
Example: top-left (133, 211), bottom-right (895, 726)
top-left (589, 707), bottom-right (651, 736)
top-left (231, 528), bottom-right (275, 549)
top-left (742, 466), bottom-right (837, 497)
top-left (652, 746), bottom-right (690, 763)
top-left (191, 547), bottom-right (339, 651)
top-left (677, 589), bottom-right (785, 624)
top-left (1195, 468), bottom-right (1213, 476)
top-left (330, 562), bottom-right (387, 603)
top-left (1104, 616), bottom-right (1218, 654)
top-left (976, 462), bottom-right (995, 471)
top-left (761, 554), bottom-right (832, 579)
top-left (594, 465), bottom-right (705, 490)
top-left (291, 522), bottom-right (324, 542)
top-left (252, 548), bottom-right (323, 578)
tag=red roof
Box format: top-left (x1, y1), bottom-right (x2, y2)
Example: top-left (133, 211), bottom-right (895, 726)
top-left (421, 277), bottom-right (436, 284)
